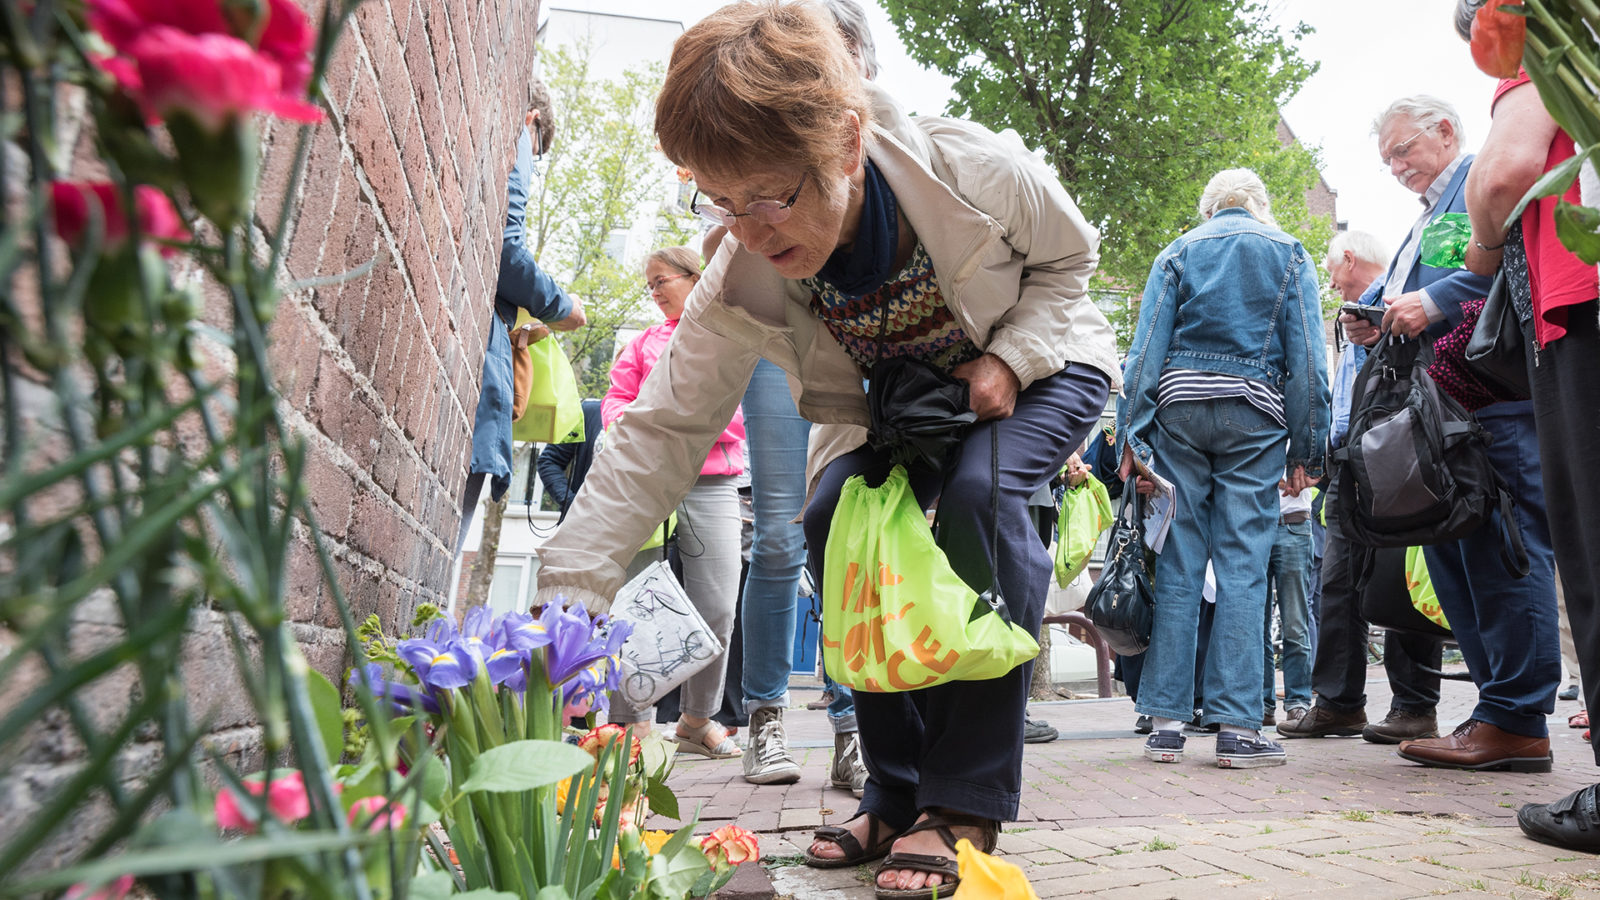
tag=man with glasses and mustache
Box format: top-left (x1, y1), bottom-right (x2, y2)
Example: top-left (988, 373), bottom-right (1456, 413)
top-left (1341, 96), bottom-right (1561, 775)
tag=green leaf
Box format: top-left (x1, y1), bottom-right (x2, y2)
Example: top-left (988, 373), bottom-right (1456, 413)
top-left (408, 871), bottom-right (456, 900)
top-left (1503, 145), bottom-right (1597, 231)
top-left (458, 739), bottom-right (592, 794)
top-left (306, 667), bottom-right (345, 767)
top-left (1553, 201), bottom-right (1600, 264)
top-left (643, 778), bottom-right (680, 822)
top-left (453, 891), bottom-right (522, 899)
top-left (534, 886), bottom-right (575, 900)
top-left (10, 831), bottom-right (379, 894)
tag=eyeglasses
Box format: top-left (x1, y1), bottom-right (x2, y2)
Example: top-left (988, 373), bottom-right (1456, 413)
top-left (1380, 126), bottom-right (1431, 168)
top-left (646, 273), bottom-right (693, 295)
top-left (690, 173), bottom-right (808, 227)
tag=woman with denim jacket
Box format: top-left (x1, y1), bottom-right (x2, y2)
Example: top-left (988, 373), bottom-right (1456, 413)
top-left (1117, 168), bottom-right (1330, 770)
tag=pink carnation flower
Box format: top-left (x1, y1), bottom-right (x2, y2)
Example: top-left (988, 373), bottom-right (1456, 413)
top-left (50, 181), bottom-right (190, 256)
top-left (63, 876), bottom-right (134, 900)
top-left (214, 771), bottom-right (312, 832)
top-left (347, 796), bottom-right (409, 832)
top-left (87, 0), bottom-right (321, 128)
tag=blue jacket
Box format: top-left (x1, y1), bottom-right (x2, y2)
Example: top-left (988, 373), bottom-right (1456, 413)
top-left (1386, 155), bottom-right (1493, 337)
top-left (536, 399), bottom-right (601, 513)
top-left (1118, 207), bottom-right (1330, 475)
top-left (468, 126), bottom-right (576, 501)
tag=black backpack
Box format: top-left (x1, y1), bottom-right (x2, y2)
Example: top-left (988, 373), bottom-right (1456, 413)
top-left (1333, 333), bottom-right (1528, 577)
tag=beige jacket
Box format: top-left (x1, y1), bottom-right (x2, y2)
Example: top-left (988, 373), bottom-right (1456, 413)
top-left (534, 86), bottom-right (1119, 614)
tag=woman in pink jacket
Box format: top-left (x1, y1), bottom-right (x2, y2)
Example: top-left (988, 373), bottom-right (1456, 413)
top-left (602, 245), bottom-right (748, 757)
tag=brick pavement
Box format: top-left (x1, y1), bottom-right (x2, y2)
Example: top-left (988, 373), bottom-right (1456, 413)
top-left (656, 668), bottom-right (1600, 898)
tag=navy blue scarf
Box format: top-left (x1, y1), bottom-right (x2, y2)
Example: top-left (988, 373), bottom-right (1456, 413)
top-left (817, 160), bottom-right (899, 298)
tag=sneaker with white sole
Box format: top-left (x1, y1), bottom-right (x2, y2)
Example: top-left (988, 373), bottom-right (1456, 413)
top-left (1144, 730), bottom-right (1186, 763)
top-left (830, 731), bottom-right (867, 797)
top-left (1215, 731), bottom-right (1288, 768)
top-left (742, 706), bottom-right (801, 785)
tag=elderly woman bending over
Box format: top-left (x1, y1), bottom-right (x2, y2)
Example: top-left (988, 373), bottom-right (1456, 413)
top-left (532, 3), bottom-right (1117, 897)
top-left (1117, 169), bottom-right (1330, 770)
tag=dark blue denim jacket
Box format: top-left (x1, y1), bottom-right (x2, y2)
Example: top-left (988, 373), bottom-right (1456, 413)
top-left (1118, 208), bottom-right (1330, 475)
top-left (468, 126), bottom-right (575, 500)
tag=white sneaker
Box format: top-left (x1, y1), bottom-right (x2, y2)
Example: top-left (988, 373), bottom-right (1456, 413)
top-left (743, 706), bottom-right (801, 785)
top-left (831, 731), bottom-right (867, 798)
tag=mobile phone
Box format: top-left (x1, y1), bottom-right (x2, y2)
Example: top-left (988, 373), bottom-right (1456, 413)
top-left (1338, 303), bottom-right (1385, 326)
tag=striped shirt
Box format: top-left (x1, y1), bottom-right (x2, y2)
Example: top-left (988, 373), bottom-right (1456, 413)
top-left (1156, 369), bottom-right (1285, 427)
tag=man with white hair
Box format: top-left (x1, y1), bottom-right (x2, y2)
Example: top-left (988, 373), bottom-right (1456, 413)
top-left (1344, 97), bottom-right (1561, 773)
top-left (1279, 230), bottom-right (1447, 744)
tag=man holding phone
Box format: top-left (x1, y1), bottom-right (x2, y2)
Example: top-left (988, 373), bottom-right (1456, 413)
top-left (1280, 231), bottom-right (1448, 745)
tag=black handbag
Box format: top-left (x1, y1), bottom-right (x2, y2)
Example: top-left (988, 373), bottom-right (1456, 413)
top-left (1084, 476), bottom-right (1154, 656)
top-left (1463, 222), bottom-right (1532, 400)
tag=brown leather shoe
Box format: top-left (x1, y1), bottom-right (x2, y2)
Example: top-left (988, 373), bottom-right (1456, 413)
top-left (1397, 719), bottom-right (1552, 772)
top-left (1362, 708), bottom-right (1439, 745)
top-left (1275, 704), bottom-right (1366, 739)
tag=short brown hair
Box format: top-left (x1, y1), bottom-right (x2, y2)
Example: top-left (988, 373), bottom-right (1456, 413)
top-left (529, 76), bottom-right (556, 155)
top-left (645, 245), bottom-right (702, 278)
top-left (655, 1), bottom-right (873, 198)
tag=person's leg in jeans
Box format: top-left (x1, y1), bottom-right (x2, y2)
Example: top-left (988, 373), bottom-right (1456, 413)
top-left (1307, 492), bottom-right (1326, 655)
top-left (1417, 405), bottom-right (1560, 742)
top-left (803, 367), bottom-right (1106, 874)
top-left (1264, 520), bottom-right (1314, 717)
top-left (1138, 398), bottom-right (1283, 741)
top-left (738, 360), bottom-right (811, 783)
top-left (671, 476), bottom-right (745, 752)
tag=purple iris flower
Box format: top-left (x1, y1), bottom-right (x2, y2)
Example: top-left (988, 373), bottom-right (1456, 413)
top-left (543, 603), bottom-right (629, 686)
top-left (502, 605), bottom-right (557, 654)
top-left (349, 663), bottom-right (441, 716)
top-left (561, 660), bottom-right (615, 715)
top-left (397, 635), bottom-right (478, 691)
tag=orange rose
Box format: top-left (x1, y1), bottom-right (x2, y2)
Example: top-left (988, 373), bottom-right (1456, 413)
top-left (700, 824), bottom-right (760, 866)
top-left (577, 723), bottom-right (642, 767)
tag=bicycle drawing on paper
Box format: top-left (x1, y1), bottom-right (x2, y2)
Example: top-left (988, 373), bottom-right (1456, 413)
top-left (615, 578), bottom-right (719, 705)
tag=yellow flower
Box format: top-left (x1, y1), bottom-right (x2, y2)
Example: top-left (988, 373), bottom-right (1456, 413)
top-left (951, 838), bottom-right (1038, 899)
top-left (641, 830), bottom-right (672, 854)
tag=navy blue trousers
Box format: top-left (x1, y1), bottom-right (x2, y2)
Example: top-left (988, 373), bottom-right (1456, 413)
top-left (1421, 401), bottom-right (1561, 738)
top-left (803, 366), bottom-right (1109, 826)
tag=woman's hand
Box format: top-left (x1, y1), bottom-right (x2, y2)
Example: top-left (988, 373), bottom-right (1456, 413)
top-left (1065, 452), bottom-right (1090, 487)
top-left (953, 353), bottom-right (1021, 421)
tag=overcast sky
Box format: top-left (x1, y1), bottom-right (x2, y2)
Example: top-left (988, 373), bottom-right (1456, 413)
top-left (550, 0), bottom-right (1499, 250)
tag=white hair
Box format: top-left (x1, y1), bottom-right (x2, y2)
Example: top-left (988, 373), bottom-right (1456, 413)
top-left (1325, 230), bottom-right (1392, 270)
top-left (821, 0), bottom-right (879, 79)
top-left (1197, 168), bottom-right (1277, 229)
top-left (1372, 95), bottom-right (1465, 146)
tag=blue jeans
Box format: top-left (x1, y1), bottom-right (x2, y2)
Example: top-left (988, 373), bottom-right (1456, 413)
top-left (738, 360), bottom-right (818, 717)
top-left (1421, 402), bottom-right (1560, 738)
top-left (821, 671), bottom-right (857, 733)
top-left (1263, 519), bottom-right (1314, 713)
top-left (1135, 397), bottom-right (1286, 731)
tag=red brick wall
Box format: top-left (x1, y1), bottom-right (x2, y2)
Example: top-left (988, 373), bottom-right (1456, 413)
top-left (265, 0), bottom-right (543, 668)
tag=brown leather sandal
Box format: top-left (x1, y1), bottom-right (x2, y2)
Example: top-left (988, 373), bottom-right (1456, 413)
top-left (874, 811), bottom-right (1000, 900)
top-left (803, 814), bottom-right (901, 870)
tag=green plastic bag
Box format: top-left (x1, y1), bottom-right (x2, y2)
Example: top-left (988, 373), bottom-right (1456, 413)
top-left (1405, 546), bottom-right (1449, 630)
top-left (1419, 212), bottom-right (1472, 269)
top-left (511, 330), bottom-right (582, 444)
top-left (821, 466), bottom-right (1039, 692)
top-left (1053, 473), bottom-right (1113, 587)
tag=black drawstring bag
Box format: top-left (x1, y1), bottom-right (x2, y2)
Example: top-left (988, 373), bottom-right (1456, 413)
top-left (1084, 476), bottom-right (1155, 656)
top-left (867, 356), bottom-right (977, 471)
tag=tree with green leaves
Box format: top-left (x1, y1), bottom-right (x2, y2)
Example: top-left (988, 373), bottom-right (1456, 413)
top-left (881, 0), bottom-right (1335, 342)
top-left (530, 39), bottom-right (699, 398)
